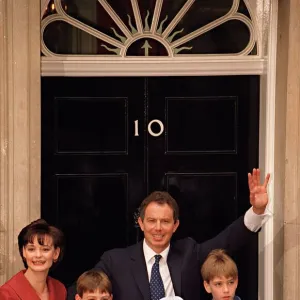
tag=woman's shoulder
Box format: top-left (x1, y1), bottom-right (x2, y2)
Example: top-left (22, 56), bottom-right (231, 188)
top-left (0, 271), bottom-right (25, 288)
top-left (0, 285), bottom-right (17, 299)
top-left (0, 280), bottom-right (13, 292)
top-left (0, 272), bottom-right (25, 299)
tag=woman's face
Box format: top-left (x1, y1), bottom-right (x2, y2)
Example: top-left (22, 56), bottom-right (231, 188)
top-left (22, 235), bottom-right (60, 273)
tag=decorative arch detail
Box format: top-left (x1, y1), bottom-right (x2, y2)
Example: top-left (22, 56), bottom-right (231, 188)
top-left (41, 0), bottom-right (259, 57)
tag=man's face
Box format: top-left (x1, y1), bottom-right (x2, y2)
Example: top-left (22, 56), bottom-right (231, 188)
top-left (138, 202), bottom-right (179, 253)
top-left (204, 276), bottom-right (238, 300)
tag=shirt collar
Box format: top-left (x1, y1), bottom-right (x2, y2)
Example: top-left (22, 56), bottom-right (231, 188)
top-left (143, 239), bottom-right (170, 263)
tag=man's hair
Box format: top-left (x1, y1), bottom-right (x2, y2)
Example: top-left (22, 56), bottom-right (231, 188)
top-left (201, 249), bottom-right (238, 282)
top-left (18, 219), bottom-right (65, 269)
top-left (76, 270), bottom-right (112, 297)
top-left (139, 191), bottom-right (179, 222)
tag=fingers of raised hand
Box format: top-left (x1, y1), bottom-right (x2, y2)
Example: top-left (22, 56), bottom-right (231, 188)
top-left (253, 168), bottom-right (260, 186)
top-left (248, 173), bottom-right (253, 190)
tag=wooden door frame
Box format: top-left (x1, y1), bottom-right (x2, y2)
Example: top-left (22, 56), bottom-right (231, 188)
top-left (39, 1), bottom-right (278, 299)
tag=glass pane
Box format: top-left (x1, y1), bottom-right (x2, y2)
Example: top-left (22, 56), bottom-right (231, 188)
top-left (43, 21), bottom-right (121, 55)
top-left (157, 0), bottom-right (188, 34)
top-left (168, 0), bottom-right (234, 41)
top-left (126, 38), bottom-right (168, 56)
top-left (250, 44), bottom-right (257, 55)
top-left (238, 0), bottom-right (251, 19)
top-left (106, 0), bottom-right (138, 32)
top-left (42, 0), bottom-right (66, 18)
top-left (174, 20), bottom-right (251, 55)
top-left (65, 0), bottom-right (122, 38)
top-left (137, 0), bottom-right (156, 31)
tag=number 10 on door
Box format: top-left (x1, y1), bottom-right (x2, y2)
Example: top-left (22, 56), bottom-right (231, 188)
top-left (134, 120), bottom-right (164, 137)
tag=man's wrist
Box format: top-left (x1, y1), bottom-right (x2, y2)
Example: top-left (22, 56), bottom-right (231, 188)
top-left (244, 207), bottom-right (271, 232)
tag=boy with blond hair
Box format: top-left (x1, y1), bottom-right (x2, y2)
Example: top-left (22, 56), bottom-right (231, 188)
top-left (75, 270), bottom-right (113, 300)
top-left (201, 249), bottom-right (241, 300)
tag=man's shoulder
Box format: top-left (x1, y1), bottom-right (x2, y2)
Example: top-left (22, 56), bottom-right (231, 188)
top-left (171, 237), bottom-right (198, 248)
top-left (168, 237), bottom-right (201, 257)
top-left (102, 241), bottom-right (142, 257)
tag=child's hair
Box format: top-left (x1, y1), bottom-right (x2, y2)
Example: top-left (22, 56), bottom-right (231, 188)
top-left (76, 270), bottom-right (112, 297)
top-left (201, 249), bottom-right (238, 282)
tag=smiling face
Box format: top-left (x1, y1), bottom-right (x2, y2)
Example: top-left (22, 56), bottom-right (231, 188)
top-left (138, 202), bottom-right (179, 253)
top-left (22, 235), bottom-right (60, 273)
top-left (204, 276), bottom-right (238, 300)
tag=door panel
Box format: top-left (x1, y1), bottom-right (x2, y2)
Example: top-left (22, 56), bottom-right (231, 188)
top-left (42, 77), bottom-right (146, 284)
top-left (147, 76), bottom-right (259, 299)
top-left (55, 97), bottom-right (128, 153)
top-left (166, 96), bottom-right (237, 153)
top-left (42, 76), bottom-right (259, 300)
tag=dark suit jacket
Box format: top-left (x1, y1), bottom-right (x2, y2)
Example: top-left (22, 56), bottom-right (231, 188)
top-left (68, 215), bottom-right (256, 300)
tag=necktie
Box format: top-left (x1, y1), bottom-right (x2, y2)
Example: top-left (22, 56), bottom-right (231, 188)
top-left (150, 254), bottom-right (165, 300)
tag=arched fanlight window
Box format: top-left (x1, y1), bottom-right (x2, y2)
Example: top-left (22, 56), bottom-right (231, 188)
top-left (41, 0), bottom-right (258, 57)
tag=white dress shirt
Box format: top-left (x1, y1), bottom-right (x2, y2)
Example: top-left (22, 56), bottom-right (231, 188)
top-left (244, 206), bottom-right (272, 232)
top-left (142, 206), bottom-right (271, 297)
top-left (143, 240), bottom-right (175, 297)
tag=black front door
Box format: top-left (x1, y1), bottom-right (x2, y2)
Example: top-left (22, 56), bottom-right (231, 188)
top-left (42, 76), bottom-right (259, 300)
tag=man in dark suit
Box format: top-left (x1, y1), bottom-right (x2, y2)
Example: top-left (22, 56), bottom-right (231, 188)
top-left (67, 169), bottom-right (271, 300)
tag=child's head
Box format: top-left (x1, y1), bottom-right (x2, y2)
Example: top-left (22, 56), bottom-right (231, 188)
top-left (201, 249), bottom-right (238, 300)
top-left (75, 270), bottom-right (113, 300)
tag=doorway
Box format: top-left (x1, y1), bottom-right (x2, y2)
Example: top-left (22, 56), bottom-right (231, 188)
top-left (42, 75), bottom-right (259, 299)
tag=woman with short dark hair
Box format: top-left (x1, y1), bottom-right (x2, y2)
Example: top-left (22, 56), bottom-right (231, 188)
top-left (0, 219), bottom-right (66, 300)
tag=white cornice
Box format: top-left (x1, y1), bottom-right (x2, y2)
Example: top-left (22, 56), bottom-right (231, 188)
top-left (41, 57), bottom-right (266, 76)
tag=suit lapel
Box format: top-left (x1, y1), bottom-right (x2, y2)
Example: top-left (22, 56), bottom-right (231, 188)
top-left (130, 242), bottom-right (151, 300)
top-left (167, 244), bottom-right (182, 296)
